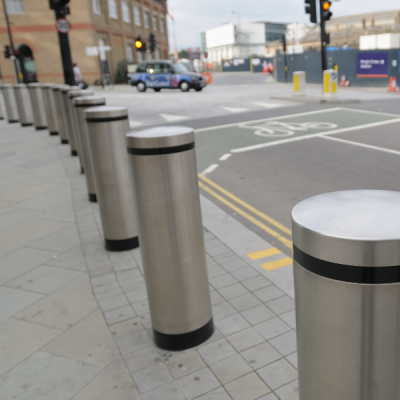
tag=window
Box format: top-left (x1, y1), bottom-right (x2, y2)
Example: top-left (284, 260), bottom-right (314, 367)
top-left (121, 1), bottom-right (130, 22)
top-left (108, 0), bottom-right (118, 19)
top-left (143, 12), bottom-right (149, 28)
top-left (126, 42), bottom-right (133, 62)
top-left (152, 15), bottom-right (157, 31)
top-left (5, 0), bottom-right (24, 14)
top-left (160, 19), bottom-right (164, 33)
top-left (92, 0), bottom-right (101, 14)
top-left (134, 6), bottom-right (141, 26)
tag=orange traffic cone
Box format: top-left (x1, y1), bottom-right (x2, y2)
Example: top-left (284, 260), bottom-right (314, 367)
top-left (340, 75), bottom-right (346, 87)
top-left (389, 77), bottom-right (397, 92)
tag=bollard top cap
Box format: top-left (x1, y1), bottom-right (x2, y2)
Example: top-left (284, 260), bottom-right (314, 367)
top-left (292, 190), bottom-right (400, 267)
top-left (13, 83), bottom-right (27, 88)
top-left (68, 90), bottom-right (93, 98)
top-left (84, 106), bottom-right (127, 122)
top-left (72, 95), bottom-right (106, 106)
top-left (27, 83), bottom-right (41, 87)
top-left (126, 126), bottom-right (194, 150)
top-left (41, 83), bottom-right (58, 88)
top-left (61, 86), bottom-right (80, 93)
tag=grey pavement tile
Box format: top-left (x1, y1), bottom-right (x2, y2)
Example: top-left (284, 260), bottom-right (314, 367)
top-left (132, 299), bottom-right (150, 315)
top-left (226, 327), bottom-right (265, 353)
top-left (274, 380), bottom-right (299, 400)
top-left (141, 382), bottom-right (185, 400)
top-left (0, 247), bottom-right (55, 285)
top-left (104, 304), bottom-right (136, 325)
top-left (15, 275), bottom-right (97, 330)
top-left (94, 287), bottom-right (123, 301)
top-left (113, 326), bottom-right (152, 355)
top-left (6, 265), bottom-right (82, 294)
top-left (203, 232), bottom-right (215, 241)
top-left (257, 359), bottom-right (298, 391)
top-left (98, 293), bottom-right (129, 312)
top-left (138, 312), bottom-right (153, 329)
top-left (177, 367), bottom-right (221, 400)
top-left (0, 207), bottom-right (40, 231)
top-left (212, 301), bottom-right (237, 321)
top-left (279, 310), bottom-right (297, 329)
top-left (242, 276), bottom-right (272, 292)
top-left (286, 352), bottom-right (298, 369)
top-left (213, 253), bottom-right (237, 264)
top-left (41, 203), bottom-right (75, 223)
top-left (219, 258), bottom-right (250, 273)
top-left (269, 331), bottom-right (297, 357)
top-left (266, 296), bottom-right (295, 315)
top-left (210, 291), bottom-right (225, 305)
top-left (0, 318), bottom-right (61, 377)
top-left (255, 318), bottom-right (292, 341)
top-left (207, 264), bottom-right (226, 278)
top-left (112, 258), bottom-right (138, 272)
top-left (91, 273), bottom-right (118, 290)
top-left (258, 394), bottom-right (279, 400)
top-left (0, 286), bottom-right (43, 323)
top-left (209, 353), bottom-right (252, 384)
top-left (230, 266), bottom-right (260, 282)
top-left (115, 267), bottom-right (142, 282)
top-left (124, 345), bottom-right (165, 373)
top-left (165, 350), bottom-right (206, 379)
top-left (132, 363), bottom-right (173, 394)
top-left (209, 273), bottom-right (237, 290)
top-left (254, 286), bottom-right (285, 303)
top-left (43, 310), bottom-right (120, 368)
top-left (229, 293), bottom-right (261, 312)
top-left (92, 280), bottom-right (120, 294)
top-left (225, 372), bottom-right (271, 400)
top-left (47, 245), bottom-right (87, 272)
top-left (197, 338), bottom-right (236, 365)
top-left (204, 238), bottom-right (223, 249)
top-left (241, 305), bottom-right (276, 326)
top-left (29, 225), bottom-right (80, 253)
top-left (218, 282), bottom-right (249, 301)
top-left (206, 245), bottom-right (231, 257)
top-left (0, 351), bottom-right (100, 400)
top-left (241, 342), bottom-right (282, 370)
top-left (125, 287), bottom-right (148, 304)
top-left (71, 358), bottom-right (140, 400)
top-left (195, 387), bottom-right (231, 400)
top-left (216, 314), bottom-right (250, 336)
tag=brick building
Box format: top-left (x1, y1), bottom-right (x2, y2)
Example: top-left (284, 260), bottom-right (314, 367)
top-left (0, 0), bottom-right (169, 84)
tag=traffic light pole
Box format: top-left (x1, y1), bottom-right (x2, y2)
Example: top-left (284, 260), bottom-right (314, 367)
top-left (1, 0), bottom-right (20, 83)
top-left (319, 0), bottom-right (327, 72)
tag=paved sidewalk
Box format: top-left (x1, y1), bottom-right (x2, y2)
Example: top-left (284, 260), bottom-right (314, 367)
top-left (0, 120), bottom-right (298, 400)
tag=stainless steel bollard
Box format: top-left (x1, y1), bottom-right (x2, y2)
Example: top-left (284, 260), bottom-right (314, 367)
top-left (85, 106), bottom-right (139, 251)
top-left (72, 96), bottom-right (105, 193)
top-left (125, 126), bottom-right (214, 351)
top-left (1, 84), bottom-right (19, 123)
top-left (52, 85), bottom-right (69, 144)
top-left (61, 86), bottom-right (80, 151)
top-left (0, 85), bottom-right (5, 120)
top-left (13, 84), bottom-right (33, 127)
top-left (41, 84), bottom-right (59, 136)
top-left (27, 83), bottom-right (47, 130)
top-left (67, 90), bottom-right (93, 158)
top-left (292, 190), bottom-right (400, 400)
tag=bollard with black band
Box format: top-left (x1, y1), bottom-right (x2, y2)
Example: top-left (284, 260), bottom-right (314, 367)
top-left (60, 86), bottom-right (80, 152)
top-left (52, 85), bottom-right (69, 143)
top-left (13, 84), bottom-right (33, 127)
top-left (72, 96), bottom-right (105, 193)
top-left (84, 106), bottom-right (139, 251)
top-left (27, 83), bottom-right (47, 130)
top-left (41, 84), bottom-right (59, 136)
top-left (1, 84), bottom-right (19, 123)
top-left (292, 190), bottom-right (400, 400)
top-left (125, 126), bottom-right (214, 351)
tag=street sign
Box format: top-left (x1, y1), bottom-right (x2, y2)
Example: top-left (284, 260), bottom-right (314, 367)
top-left (357, 52), bottom-right (389, 78)
top-left (56, 18), bottom-right (71, 34)
top-left (86, 46), bottom-right (99, 56)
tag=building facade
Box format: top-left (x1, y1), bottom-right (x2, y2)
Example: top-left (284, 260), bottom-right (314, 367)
top-left (0, 0), bottom-right (169, 84)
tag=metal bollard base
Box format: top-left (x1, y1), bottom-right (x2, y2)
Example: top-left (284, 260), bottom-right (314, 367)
top-left (71, 150), bottom-right (78, 156)
top-left (88, 193), bottom-right (97, 203)
top-left (154, 319), bottom-right (214, 351)
top-left (35, 126), bottom-right (47, 130)
top-left (21, 123), bottom-right (33, 127)
top-left (50, 131), bottom-right (58, 136)
top-left (81, 167), bottom-right (84, 174)
top-left (105, 237), bottom-right (139, 252)
top-left (8, 120), bottom-right (19, 123)
top-left (0, 117), bottom-right (3, 120)
top-left (61, 139), bottom-right (68, 144)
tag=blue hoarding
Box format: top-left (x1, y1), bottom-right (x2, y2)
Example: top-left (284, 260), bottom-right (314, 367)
top-left (357, 52), bottom-right (389, 78)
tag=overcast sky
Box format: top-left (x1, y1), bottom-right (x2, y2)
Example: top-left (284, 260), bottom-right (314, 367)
top-left (166, 0), bottom-right (399, 50)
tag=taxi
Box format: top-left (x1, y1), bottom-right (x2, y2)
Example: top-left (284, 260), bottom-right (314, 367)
top-left (128, 60), bottom-right (207, 92)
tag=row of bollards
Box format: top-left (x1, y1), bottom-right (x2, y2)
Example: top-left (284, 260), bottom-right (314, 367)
top-left (0, 81), bottom-right (214, 352)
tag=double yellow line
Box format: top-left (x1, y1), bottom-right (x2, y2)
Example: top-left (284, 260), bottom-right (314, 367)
top-left (198, 174), bottom-right (292, 249)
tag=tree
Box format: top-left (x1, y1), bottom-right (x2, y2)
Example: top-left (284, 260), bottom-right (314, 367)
top-left (114, 59), bottom-right (129, 84)
top-left (178, 50), bottom-right (189, 59)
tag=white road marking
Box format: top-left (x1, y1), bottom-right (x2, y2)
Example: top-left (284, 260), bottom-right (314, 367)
top-left (221, 106), bottom-right (249, 113)
top-left (231, 118), bottom-right (400, 153)
top-left (339, 108), bottom-right (400, 118)
top-left (320, 135), bottom-right (400, 155)
top-left (254, 102), bottom-right (286, 109)
top-left (129, 121), bottom-right (143, 128)
top-left (160, 114), bottom-right (190, 122)
top-left (201, 164), bottom-right (219, 175)
top-left (196, 108), bottom-right (342, 133)
top-left (219, 153), bottom-right (232, 161)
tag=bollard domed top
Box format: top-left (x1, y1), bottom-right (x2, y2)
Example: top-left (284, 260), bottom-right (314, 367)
top-left (292, 190), bottom-right (400, 267)
top-left (68, 89), bottom-right (93, 98)
top-left (72, 95), bottom-right (105, 106)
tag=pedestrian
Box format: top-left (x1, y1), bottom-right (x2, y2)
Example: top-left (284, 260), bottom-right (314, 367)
top-left (268, 62), bottom-right (274, 75)
top-left (73, 63), bottom-right (88, 89)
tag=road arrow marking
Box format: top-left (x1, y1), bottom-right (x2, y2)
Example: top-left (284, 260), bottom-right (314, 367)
top-left (221, 106), bottom-right (248, 113)
top-left (254, 102), bottom-right (285, 109)
top-left (160, 114), bottom-right (190, 122)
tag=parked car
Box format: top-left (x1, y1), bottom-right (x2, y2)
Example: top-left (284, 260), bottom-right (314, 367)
top-left (128, 60), bottom-right (207, 92)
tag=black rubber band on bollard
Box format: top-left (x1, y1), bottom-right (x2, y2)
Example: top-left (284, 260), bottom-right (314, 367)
top-left (61, 139), bottom-right (68, 144)
top-left (71, 150), bottom-right (78, 156)
top-left (105, 237), bottom-right (139, 252)
top-left (154, 318), bottom-right (214, 351)
top-left (50, 131), bottom-right (58, 136)
top-left (81, 167), bottom-right (84, 174)
top-left (86, 115), bottom-right (128, 123)
top-left (127, 142), bottom-right (195, 156)
top-left (88, 193), bottom-right (97, 203)
top-left (21, 123), bottom-right (33, 127)
top-left (36, 126), bottom-right (47, 130)
top-left (8, 120), bottom-right (19, 123)
top-left (293, 245), bottom-right (400, 284)
top-left (74, 103), bottom-right (105, 108)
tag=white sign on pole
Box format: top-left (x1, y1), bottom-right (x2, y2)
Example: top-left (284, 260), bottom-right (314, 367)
top-left (86, 47), bottom-right (99, 56)
top-left (56, 18), bottom-right (71, 34)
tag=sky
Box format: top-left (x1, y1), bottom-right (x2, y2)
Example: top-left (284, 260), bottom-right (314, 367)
top-left (166, 0), bottom-right (400, 50)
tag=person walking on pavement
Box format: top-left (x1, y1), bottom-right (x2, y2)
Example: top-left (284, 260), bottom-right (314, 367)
top-left (73, 63), bottom-right (88, 89)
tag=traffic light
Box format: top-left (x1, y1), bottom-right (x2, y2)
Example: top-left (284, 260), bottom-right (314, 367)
top-left (135, 37), bottom-right (146, 52)
top-left (322, 1), bottom-right (332, 21)
top-left (325, 32), bottom-right (330, 45)
top-left (305, 0), bottom-right (317, 24)
top-left (49, 0), bottom-right (69, 10)
top-left (149, 33), bottom-right (156, 53)
top-left (4, 46), bottom-right (10, 59)
top-left (282, 34), bottom-right (287, 52)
